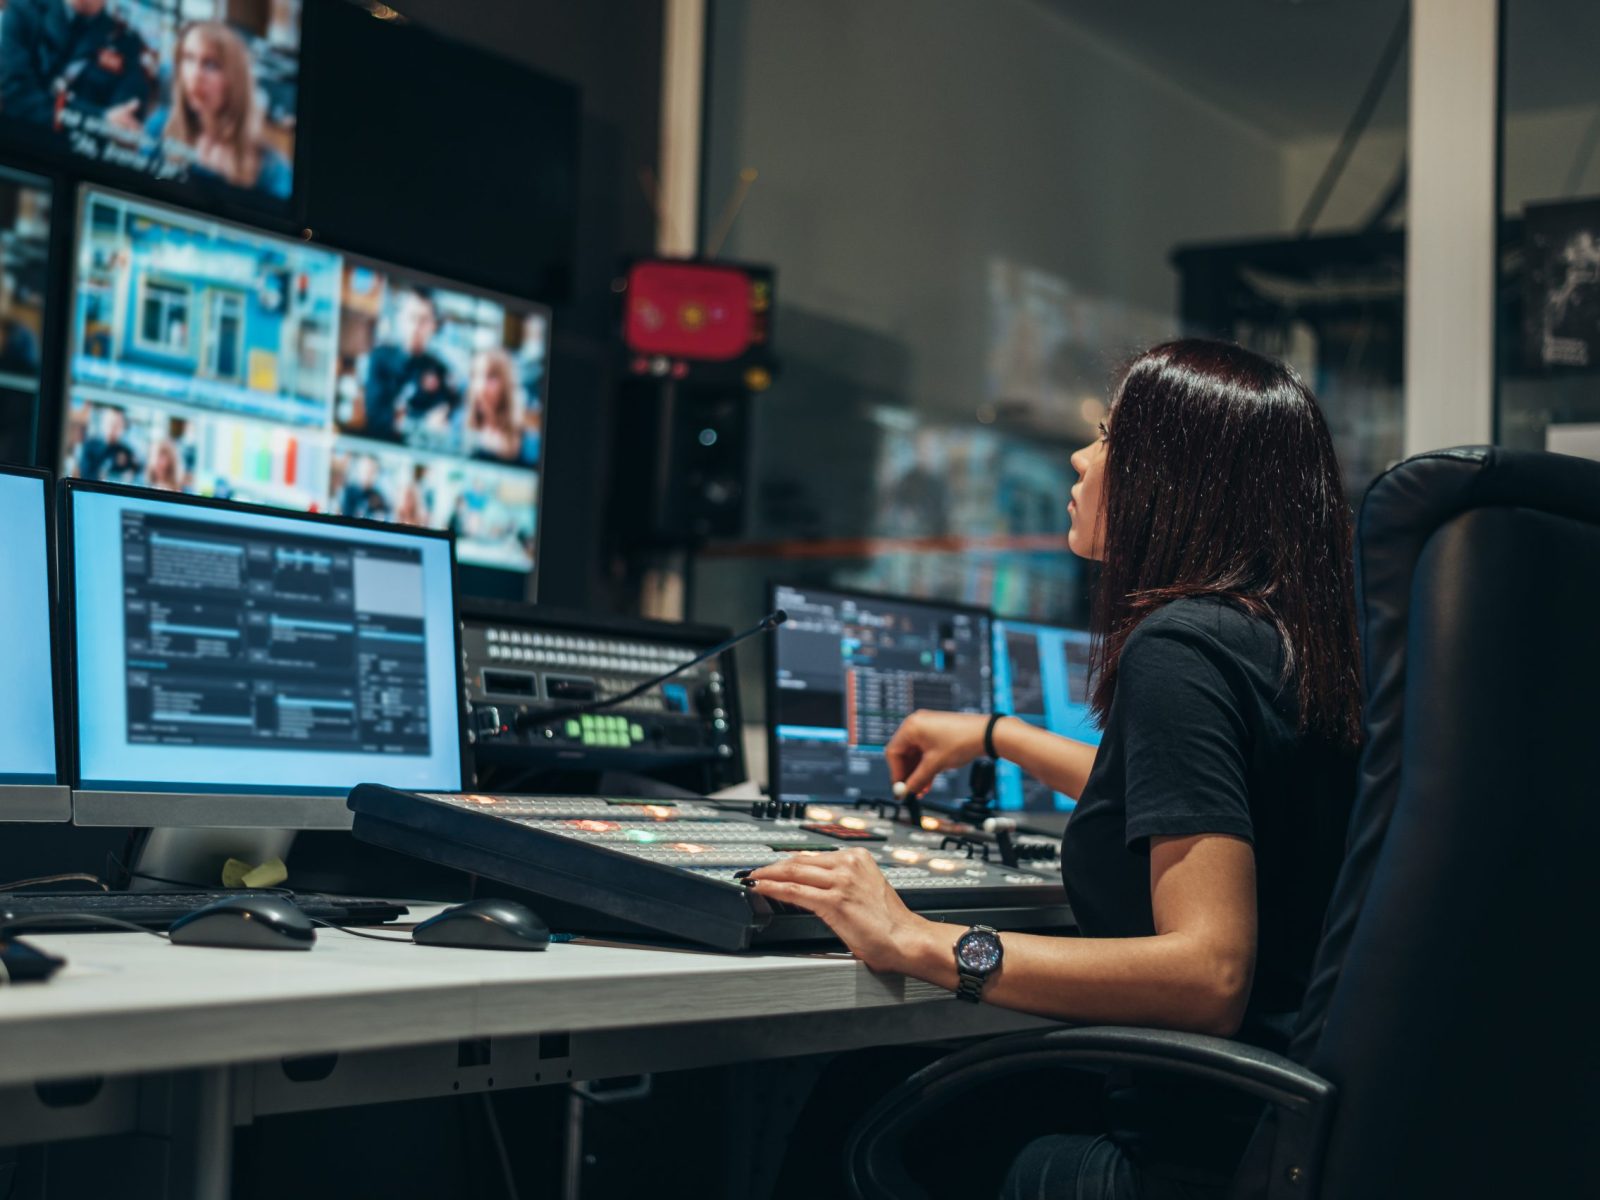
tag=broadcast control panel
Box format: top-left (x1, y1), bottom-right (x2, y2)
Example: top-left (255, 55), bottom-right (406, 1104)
top-left (348, 785), bottom-right (1071, 950)
top-left (460, 600), bottom-right (745, 793)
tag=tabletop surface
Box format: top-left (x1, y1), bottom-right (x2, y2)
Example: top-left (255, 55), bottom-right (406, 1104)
top-left (0, 907), bottom-right (1040, 1087)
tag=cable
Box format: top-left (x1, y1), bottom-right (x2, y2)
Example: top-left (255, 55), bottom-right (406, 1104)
top-left (1295, 5), bottom-right (1409, 237)
top-left (1563, 108), bottom-right (1600, 197)
top-left (0, 873), bottom-right (108, 893)
top-left (309, 918), bottom-right (414, 944)
top-left (0, 913), bottom-right (170, 940)
top-left (480, 1093), bottom-right (522, 1200)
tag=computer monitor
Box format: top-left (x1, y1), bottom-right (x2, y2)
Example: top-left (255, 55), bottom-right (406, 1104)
top-left (768, 583), bottom-right (992, 807)
top-left (992, 618), bottom-right (1101, 814)
top-left (0, 465), bottom-right (67, 821)
top-left (63, 479), bottom-right (466, 828)
top-left (60, 186), bottom-right (549, 581)
top-left (0, 164), bottom-right (53, 462)
top-left (0, 2), bottom-right (303, 217)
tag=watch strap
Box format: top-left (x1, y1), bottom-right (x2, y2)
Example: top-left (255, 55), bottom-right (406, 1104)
top-left (983, 713), bottom-right (1008, 761)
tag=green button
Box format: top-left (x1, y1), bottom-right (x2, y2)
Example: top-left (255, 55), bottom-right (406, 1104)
top-left (581, 714), bottom-right (595, 727)
top-left (610, 715), bottom-right (625, 729)
top-left (630, 724), bottom-right (644, 742)
top-left (583, 732), bottom-right (598, 746)
top-left (565, 720), bottom-right (581, 738)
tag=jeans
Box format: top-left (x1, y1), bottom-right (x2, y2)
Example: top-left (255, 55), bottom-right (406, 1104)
top-left (1000, 1133), bottom-right (1230, 1200)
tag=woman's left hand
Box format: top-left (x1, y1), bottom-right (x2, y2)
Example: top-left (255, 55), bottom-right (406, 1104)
top-left (746, 848), bottom-right (934, 973)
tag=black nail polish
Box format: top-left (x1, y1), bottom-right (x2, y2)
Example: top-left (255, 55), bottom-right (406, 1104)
top-left (741, 878), bottom-right (758, 888)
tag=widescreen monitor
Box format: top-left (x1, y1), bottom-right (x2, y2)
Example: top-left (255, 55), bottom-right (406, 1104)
top-left (0, 164), bottom-right (52, 461)
top-left (60, 186), bottom-right (548, 580)
top-left (0, 0), bottom-right (302, 214)
top-left (992, 618), bottom-right (1101, 814)
top-left (64, 479), bottom-right (465, 828)
top-left (768, 583), bottom-right (991, 807)
top-left (0, 465), bottom-right (67, 821)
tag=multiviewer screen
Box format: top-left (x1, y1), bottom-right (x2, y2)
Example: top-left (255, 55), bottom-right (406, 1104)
top-left (770, 585), bottom-right (991, 805)
top-left (992, 619), bottom-right (1101, 813)
top-left (69, 487), bottom-right (462, 795)
top-left (0, 471), bottom-right (57, 784)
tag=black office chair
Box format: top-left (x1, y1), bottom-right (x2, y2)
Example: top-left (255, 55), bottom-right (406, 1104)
top-left (846, 447), bottom-right (1600, 1199)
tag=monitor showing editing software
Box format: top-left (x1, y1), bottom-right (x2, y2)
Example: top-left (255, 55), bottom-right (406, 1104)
top-left (992, 619), bottom-right (1101, 813)
top-left (0, 465), bottom-right (66, 820)
top-left (64, 480), bottom-right (464, 827)
top-left (768, 584), bottom-right (991, 806)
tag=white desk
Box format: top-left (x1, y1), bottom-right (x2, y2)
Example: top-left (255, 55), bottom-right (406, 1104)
top-left (0, 908), bottom-right (1049, 1197)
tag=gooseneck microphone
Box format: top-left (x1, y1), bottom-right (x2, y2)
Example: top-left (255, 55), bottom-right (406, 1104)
top-left (512, 609), bottom-right (788, 730)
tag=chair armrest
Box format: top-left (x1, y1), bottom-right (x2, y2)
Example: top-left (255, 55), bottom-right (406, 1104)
top-left (846, 1025), bottom-right (1336, 1200)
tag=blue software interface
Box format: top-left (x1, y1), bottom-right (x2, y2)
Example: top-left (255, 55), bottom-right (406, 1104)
top-left (70, 488), bottom-right (462, 795)
top-left (0, 472), bottom-right (57, 784)
top-left (992, 619), bottom-right (1101, 813)
top-left (770, 585), bottom-right (991, 805)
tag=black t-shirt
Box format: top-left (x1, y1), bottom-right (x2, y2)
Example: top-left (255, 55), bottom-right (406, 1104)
top-left (1058, 597), bottom-right (1355, 1174)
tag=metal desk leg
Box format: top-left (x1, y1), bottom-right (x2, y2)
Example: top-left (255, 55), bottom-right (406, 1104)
top-left (187, 1068), bottom-right (233, 1200)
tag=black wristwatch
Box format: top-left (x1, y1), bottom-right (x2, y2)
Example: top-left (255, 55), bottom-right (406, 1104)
top-left (953, 925), bottom-right (1004, 1003)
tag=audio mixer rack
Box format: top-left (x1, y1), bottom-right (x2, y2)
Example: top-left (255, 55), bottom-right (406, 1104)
top-left (461, 599), bottom-right (745, 794)
top-left (347, 786), bottom-right (1072, 950)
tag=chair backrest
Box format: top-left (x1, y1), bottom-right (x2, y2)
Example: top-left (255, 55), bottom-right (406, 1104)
top-left (1289, 447), bottom-right (1600, 1198)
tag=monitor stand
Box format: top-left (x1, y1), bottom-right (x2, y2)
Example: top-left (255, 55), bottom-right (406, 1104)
top-left (129, 828), bottom-right (297, 892)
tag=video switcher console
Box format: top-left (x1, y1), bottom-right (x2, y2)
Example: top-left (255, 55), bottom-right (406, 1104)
top-left (347, 786), bottom-right (1072, 950)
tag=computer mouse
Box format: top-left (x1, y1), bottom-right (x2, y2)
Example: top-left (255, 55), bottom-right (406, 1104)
top-left (0, 936), bottom-right (66, 984)
top-left (168, 895), bottom-right (316, 951)
top-left (413, 899), bottom-right (549, 951)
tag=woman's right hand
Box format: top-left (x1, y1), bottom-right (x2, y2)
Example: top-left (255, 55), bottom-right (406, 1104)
top-left (884, 710), bottom-right (989, 797)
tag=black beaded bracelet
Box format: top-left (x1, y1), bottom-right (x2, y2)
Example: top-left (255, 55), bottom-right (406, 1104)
top-left (984, 712), bottom-right (1009, 760)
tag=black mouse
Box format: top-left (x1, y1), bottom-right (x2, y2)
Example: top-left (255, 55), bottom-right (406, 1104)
top-left (413, 899), bottom-right (549, 951)
top-left (168, 895), bottom-right (316, 951)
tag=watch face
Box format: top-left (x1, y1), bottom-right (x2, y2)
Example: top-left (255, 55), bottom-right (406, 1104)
top-left (956, 930), bottom-right (1002, 973)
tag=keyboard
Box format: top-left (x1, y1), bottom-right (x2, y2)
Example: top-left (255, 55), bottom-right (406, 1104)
top-left (0, 890), bottom-right (409, 932)
top-left (347, 786), bottom-right (1072, 950)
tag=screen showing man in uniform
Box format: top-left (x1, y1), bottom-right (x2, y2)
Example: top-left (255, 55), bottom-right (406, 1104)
top-left (0, 0), bottom-right (301, 208)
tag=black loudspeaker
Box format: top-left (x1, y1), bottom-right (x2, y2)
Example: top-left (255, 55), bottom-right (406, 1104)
top-left (612, 380), bottom-right (750, 545)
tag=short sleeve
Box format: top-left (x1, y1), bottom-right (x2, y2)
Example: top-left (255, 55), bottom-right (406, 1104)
top-left (1117, 623), bottom-right (1254, 851)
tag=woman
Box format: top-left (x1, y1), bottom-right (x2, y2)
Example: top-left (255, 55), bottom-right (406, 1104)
top-left (461, 348), bottom-right (529, 464)
top-left (144, 437), bottom-right (184, 491)
top-left (752, 339), bottom-right (1362, 1198)
top-left (145, 22), bottom-right (291, 201)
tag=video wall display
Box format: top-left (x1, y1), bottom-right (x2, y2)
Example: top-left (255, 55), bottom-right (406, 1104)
top-left (0, 164), bottom-right (51, 461)
top-left (0, 0), bottom-right (301, 211)
top-left (62, 187), bottom-right (547, 576)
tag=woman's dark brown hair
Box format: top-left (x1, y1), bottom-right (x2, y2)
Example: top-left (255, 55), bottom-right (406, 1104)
top-left (1090, 338), bottom-right (1362, 749)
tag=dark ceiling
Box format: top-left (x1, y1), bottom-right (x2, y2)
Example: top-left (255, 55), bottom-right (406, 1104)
top-left (1039, 0), bottom-right (1600, 139)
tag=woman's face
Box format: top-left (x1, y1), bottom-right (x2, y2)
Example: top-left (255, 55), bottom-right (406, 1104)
top-left (1067, 421), bottom-right (1109, 561)
top-left (473, 361), bottom-right (506, 412)
top-left (180, 34), bottom-right (229, 118)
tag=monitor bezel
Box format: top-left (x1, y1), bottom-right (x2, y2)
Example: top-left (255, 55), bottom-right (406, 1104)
top-left (59, 182), bottom-right (552, 592)
top-left (0, 462), bottom-right (70, 822)
top-left (763, 580), bottom-right (995, 804)
top-left (60, 476), bottom-right (469, 829)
